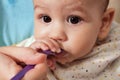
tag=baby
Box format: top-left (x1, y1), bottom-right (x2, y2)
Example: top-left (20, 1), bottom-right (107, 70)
top-left (28, 0), bottom-right (113, 65)
top-left (17, 0), bottom-right (120, 80)
top-left (22, 0), bottom-right (113, 64)
top-left (1, 0), bottom-right (120, 80)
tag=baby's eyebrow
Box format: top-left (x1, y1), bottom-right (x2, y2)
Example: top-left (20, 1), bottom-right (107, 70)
top-left (34, 2), bottom-right (49, 10)
top-left (66, 4), bottom-right (93, 22)
top-left (65, 4), bottom-right (87, 14)
top-left (34, 5), bottom-right (46, 10)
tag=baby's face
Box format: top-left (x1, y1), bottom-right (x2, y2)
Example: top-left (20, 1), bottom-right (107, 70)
top-left (34, 0), bottom-right (103, 64)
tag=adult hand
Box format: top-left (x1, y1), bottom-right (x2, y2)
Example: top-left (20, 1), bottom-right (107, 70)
top-left (0, 46), bottom-right (48, 80)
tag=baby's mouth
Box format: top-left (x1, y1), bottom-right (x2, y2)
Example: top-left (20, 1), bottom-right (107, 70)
top-left (37, 48), bottom-right (66, 57)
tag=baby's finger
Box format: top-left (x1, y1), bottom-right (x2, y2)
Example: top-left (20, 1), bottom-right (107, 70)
top-left (47, 58), bottom-right (56, 70)
top-left (49, 39), bottom-right (61, 53)
top-left (40, 39), bottom-right (60, 53)
top-left (30, 41), bottom-right (39, 50)
top-left (30, 41), bottom-right (49, 51)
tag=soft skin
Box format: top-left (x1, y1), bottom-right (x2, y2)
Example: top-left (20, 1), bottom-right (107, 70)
top-left (0, 47), bottom-right (47, 80)
top-left (33, 0), bottom-right (114, 64)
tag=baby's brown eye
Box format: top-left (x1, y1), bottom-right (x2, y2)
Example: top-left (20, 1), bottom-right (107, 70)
top-left (42, 15), bottom-right (51, 23)
top-left (67, 16), bottom-right (82, 24)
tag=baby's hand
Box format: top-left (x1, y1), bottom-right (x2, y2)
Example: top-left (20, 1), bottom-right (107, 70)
top-left (30, 38), bottom-right (61, 70)
top-left (30, 38), bottom-right (61, 54)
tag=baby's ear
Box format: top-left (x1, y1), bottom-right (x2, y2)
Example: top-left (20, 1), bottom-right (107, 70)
top-left (98, 8), bottom-right (115, 41)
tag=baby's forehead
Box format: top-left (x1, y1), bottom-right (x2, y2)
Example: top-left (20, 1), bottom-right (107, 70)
top-left (77, 0), bottom-right (107, 12)
top-left (36, 0), bottom-right (101, 6)
top-left (71, 0), bottom-right (104, 10)
top-left (77, 0), bottom-right (104, 7)
top-left (34, 0), bottom-right (106, 12)
top-left (33, 0), bottom-right (104, 6)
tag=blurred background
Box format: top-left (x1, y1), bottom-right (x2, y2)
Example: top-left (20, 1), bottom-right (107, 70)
top-left (109, 0), bottom-right (120, 23)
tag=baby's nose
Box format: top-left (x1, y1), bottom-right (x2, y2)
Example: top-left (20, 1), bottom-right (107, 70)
top-left (48, 25), bottom-right (67, 41)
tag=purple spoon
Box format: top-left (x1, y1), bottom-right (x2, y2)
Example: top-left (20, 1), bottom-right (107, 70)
top-left (11, 50), bottom-right (55, 80)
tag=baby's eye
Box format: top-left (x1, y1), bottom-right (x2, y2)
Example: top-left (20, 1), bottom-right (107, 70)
top-left (67, 15), bottom-right (82, 24)
top-left (41, 15), bottom-right (52, 23)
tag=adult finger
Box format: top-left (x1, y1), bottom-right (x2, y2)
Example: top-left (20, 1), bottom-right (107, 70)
top-left (23, 54), bottom-right (48, 80)
top-left (0, 46), bottom-right (47, 65)
top-left (0, 53), bottom-right (22, 80)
